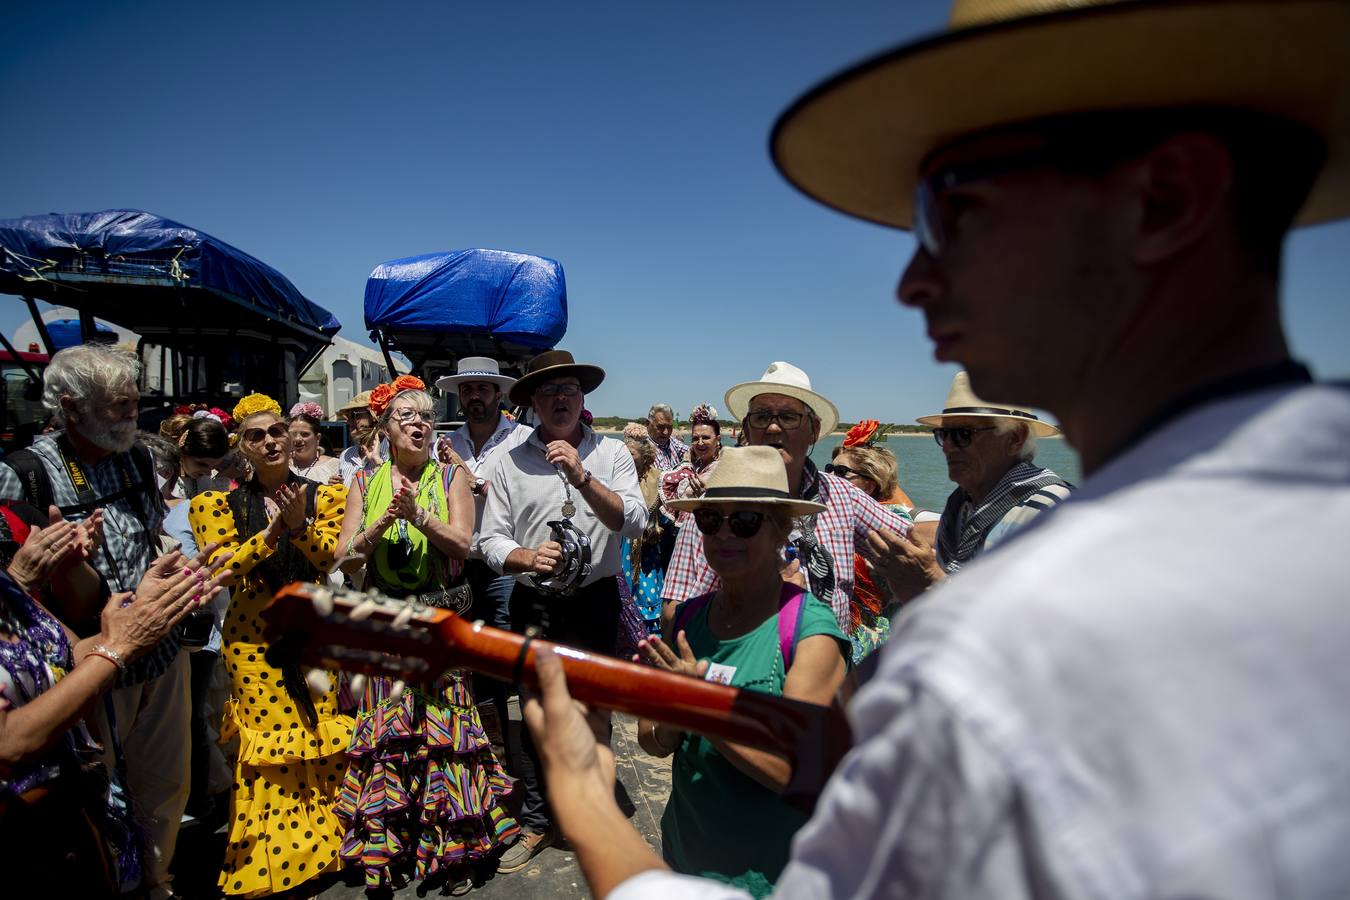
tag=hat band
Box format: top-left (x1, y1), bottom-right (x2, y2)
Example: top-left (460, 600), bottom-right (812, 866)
top-left (942, 405), bottom-right (1040, 422)
top-left (702, 486), bottom-right (793, 501)
top-left (457, 370), bottom-right (500, 377)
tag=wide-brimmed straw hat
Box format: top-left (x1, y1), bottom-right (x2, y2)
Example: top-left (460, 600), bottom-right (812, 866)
top-left (665, 446), bottom-right (827, 517)
top-left (724, 361), bottom-right (840, 437)
top-left (771, 0), bottom-right (1350, 230)
top-left (335, 390), bottom-right (373, 415)
top-left (916, 371), bottom-right (1060, 436)
top-left (508, 349), bottom-right (606, 407)
top-left (435, 356), bottom-right (517, 393)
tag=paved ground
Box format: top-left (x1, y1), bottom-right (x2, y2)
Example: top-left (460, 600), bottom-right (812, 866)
top-left (173, 700), bottom-right (671, 899)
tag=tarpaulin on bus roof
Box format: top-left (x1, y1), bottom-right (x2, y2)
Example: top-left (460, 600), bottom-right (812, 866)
top-left (0, 209), bottom-right (341, 338)
top-left (363, 249), bottom-right (566, 349)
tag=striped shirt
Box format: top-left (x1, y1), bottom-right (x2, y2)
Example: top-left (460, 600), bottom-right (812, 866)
top-left (661, 467), bottom-right (912, 630)
top-left (0, 433), bottom-right (173, 684)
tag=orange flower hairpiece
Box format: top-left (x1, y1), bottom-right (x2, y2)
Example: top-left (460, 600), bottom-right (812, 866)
top-left (369, 374), bottom-right (427, 416)
top-left (842, 419), bottom-right (882, 448)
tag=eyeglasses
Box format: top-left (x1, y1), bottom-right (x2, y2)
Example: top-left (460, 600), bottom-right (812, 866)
top-left (746, 410), bottom-right (805, 430)
top-left (242, 422), bottom-right (289, 444)
top-left (932, 426), bottom-right (997, 448)
top-left (824, 463), bottom-right (861, 480)
top-left (692, 508), bottom-right (766, 539)
top-left (536, 383), bottom-right (582, 398)
top-left (914, 143), bottom-right (1070, 258)
top-left (390, 408), bottom-right (433, 425)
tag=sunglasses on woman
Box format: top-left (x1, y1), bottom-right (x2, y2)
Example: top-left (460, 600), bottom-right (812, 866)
top-left (824, 463), bottom-right (861, 480)
top-left (692, 508), bottom-right (766, 538)
top-left (931, 425), bottom-right (997, 448)
top-left (242, 422), bottom-right (289, 444)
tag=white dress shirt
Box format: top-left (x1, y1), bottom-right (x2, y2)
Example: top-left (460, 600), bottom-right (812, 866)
top-left (611, 382), bottom-right (1350, 899)
top-left (446, 413), bottom-right (532, 558)
top-left (478, 424), bottom-right (647, 586)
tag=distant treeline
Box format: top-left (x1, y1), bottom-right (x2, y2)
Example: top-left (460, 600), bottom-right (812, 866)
top-left (590, 414), bottom-right (932, 434)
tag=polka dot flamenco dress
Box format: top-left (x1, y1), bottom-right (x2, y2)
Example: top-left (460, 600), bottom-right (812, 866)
top-left (191, 484), bottom-right (354, 897)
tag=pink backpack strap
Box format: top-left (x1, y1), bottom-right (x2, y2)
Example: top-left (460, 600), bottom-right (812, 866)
top-left (777, 584), bottom-right (808, 670)
top-left (671, 590), bottom-right (715, 639)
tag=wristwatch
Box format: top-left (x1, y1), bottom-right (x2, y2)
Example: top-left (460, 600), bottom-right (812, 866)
top-left (471, 477), bottom-right (486, 496)
top-left (578, 469), bottom-right (593, 489)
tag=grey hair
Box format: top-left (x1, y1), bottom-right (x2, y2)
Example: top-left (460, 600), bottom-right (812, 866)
top-left (43, 344), bottom-right (141, 425)
top-left (648, 402), bottom-right (674, 420)
top-left (137, 432), bottom-right (180, 479)
top-left (377, 389), bottom-right (434, 428)
top-left (993, 419), bottom-right (1037, 461)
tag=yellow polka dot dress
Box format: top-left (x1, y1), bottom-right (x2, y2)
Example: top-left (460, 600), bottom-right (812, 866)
top-left (190, 486), bottom-right (355, 898)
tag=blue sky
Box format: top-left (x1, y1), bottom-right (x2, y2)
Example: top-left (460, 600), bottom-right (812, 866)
top-left (3, 0), bottom-right (1346, 424)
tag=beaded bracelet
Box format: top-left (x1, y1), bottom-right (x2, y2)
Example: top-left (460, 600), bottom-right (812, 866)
top-left (87, 643), bottom-right (127, 673)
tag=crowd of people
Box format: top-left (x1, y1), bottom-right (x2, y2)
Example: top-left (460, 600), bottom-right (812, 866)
top-left (4, 2), bottom-right (1348, 898)
top-left (0, 334), bottom-right (1071, 899)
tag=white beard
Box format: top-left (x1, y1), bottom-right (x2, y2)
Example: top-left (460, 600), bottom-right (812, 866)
top-left (77, 420), bottom-right (138, 454)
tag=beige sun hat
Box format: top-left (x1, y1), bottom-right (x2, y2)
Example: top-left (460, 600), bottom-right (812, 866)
top-left (770, 0), bottom-right (1350, 230)
top-left (335, 390), bottom-right (373, 415)
top-left (916, 371), bottom-right (1061, 436)
top-left (724, 361), bottom-right (840, 437)
top-left (664, 447), bottom-right (827, 516)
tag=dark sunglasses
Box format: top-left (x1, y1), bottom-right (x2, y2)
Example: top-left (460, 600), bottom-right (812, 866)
top-left (242, 422), bottom-right (289, 444)
top-left (692, 508), bottom-right (766, 539)
top-left (746, 410), bottom-right (805, 430)
top-left (932, 425), bottom-right (997, 448)
top-left (824, 463), bottom-right (861, 480)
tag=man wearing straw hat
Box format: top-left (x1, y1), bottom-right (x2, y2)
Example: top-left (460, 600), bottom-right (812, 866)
top-left (873, 370), bottom-right (1072, 601)
top-left (333, 390), bottom-right (382, 486)
top-left (519, 1), bottom-right (1350, 897)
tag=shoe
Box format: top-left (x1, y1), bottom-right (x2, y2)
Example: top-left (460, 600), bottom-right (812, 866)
top-left (496, 829), bottom-right (554, 873)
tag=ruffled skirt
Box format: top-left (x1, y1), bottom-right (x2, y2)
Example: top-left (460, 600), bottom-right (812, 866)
top-left (336, 672), bottom-right (519, 888)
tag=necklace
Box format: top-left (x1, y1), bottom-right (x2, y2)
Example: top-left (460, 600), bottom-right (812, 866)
top-left (552, 463), bottom-right (577, 519)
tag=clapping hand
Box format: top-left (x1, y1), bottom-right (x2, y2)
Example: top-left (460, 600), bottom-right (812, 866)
top-left (389, 471), bottom-right (420, 521)
top-left (103, 543), bottom-right (232, 661)
top-left (8, 513), bottom-right (86, 594)
top-left (634, 631), bottom-right (710, 680)
top-left (73, 507), bottom-right (104, 554)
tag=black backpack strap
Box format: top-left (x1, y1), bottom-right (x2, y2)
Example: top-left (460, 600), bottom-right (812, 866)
top-left (1, 449), bottom-right (54, 512)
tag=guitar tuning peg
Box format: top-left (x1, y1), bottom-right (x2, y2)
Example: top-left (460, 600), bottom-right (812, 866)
top-left (391, 605), bottom-right (414, 631)
top-left (349, 599), bottom-right (378, 622)
top-left (305, 670), bottom-right (332, 698)
top-left (313, 589), bottom-right (334, 617)
top-left (348, 673), bottom-right (367, 698)
top-left (390, 679), bottom-right (406, 701)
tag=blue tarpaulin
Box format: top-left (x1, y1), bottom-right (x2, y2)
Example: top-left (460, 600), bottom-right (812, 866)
top-left (0, 209), bottom-right (340, 338)
top-left (364, 249), bottom-right (566, 349)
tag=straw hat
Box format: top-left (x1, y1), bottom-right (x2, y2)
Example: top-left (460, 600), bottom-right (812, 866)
top-left (771, 0), bottom-right (1350, 229)
top-left (435, 356), bottom-right (517, 393)
top-left (664, 447), bottom-right (827, 517)
top-left (335, 390), bottom-right (373, 415)
top-left (916, 371), bottom-right (1060, 437)
top-left (724, 361), bottom-right (840, 437)
top-left (507, 349), bottom-right (606, 407)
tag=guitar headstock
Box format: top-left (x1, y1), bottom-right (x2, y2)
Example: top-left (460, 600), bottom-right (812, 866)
top-left (261, 582), bottom-right (463, 681)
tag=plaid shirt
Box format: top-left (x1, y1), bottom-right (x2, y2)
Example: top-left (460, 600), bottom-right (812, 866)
top-left (653, 435), bottom-right (688, 472)
top-left (661, 467), bottom-right (912, 630)
top-left (0, 434), bottom-right (172, 684)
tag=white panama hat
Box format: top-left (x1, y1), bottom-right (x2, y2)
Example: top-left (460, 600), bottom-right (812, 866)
top-left (724, 361), bottom-right (840, 438)
top-left (435, 356), bottom-right (517, 393)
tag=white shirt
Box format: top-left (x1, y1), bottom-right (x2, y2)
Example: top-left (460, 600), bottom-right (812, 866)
top-left (613, 383), bottom-right (1350, 899)
top-left (447, 413), bottom-right (532, 557)
top-left (478, 424), bottom-right (647, 586)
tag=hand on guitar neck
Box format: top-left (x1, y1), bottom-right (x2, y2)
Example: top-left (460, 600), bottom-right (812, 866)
top-left (259, 581), bottom-right (853, 807)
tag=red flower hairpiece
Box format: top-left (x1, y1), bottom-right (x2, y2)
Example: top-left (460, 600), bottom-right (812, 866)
top-left (843, 419), bottom-right (882, 448)
top-left (368, 374), bottom-right (427, 416)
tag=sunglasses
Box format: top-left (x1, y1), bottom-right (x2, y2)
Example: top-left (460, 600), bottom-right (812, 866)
top-left (692, 508), bottom-right (766, 539)
top-left (536, 383), bottom-right (582, 398)
top-left (746, 410), bottom-right (805, 430)
top-left (824, 463), bottom-right (861, 480)
top-left (932, 426), bottom-right (997, 448)
top-left (242, 422), bottom-right (289, 444)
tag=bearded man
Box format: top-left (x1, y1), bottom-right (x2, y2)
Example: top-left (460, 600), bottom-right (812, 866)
top-left (0, 343), bottom-right (186, 900)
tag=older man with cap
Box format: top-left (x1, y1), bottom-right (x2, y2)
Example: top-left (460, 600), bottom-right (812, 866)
top-left (662, 361), bottom-right (912, 636)
top-left (477, 348), bottom-right (645, 872)
top-left (866, 371), bottom-right (1071, 602)
top-left (334, 390), bottom-right (383, 486)
top-left (519, 1), bottom-right (1350, 898)
top-left (435, 356), bottom-right (531, 756)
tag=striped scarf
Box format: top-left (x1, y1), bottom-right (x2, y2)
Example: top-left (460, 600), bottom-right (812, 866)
top-left (936, 460), bottom-right (1068, 573)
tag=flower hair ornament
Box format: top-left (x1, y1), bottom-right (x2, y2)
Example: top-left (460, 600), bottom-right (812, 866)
top-left (288, 401), bottom-right (325, 420)
top-left (622, 422), bottom-right (648, 443)
top-left (368, 374), bottom-right (427, 417)
top-left (232, 393), bottom-right (282, 423)
top-left (689, 403), bottom-right (718, 426)
top-left (842, 419), bottom-right (885, 448)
